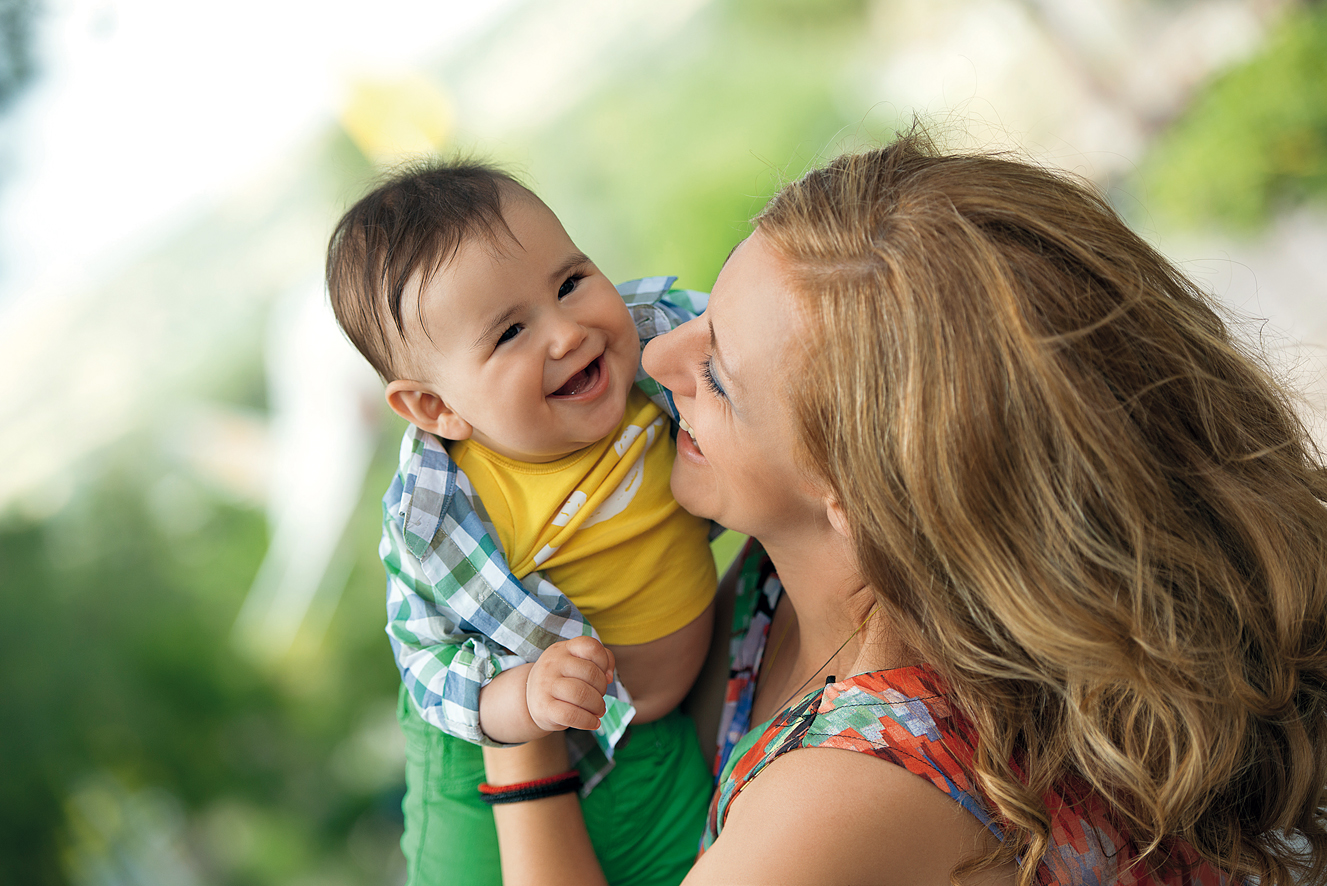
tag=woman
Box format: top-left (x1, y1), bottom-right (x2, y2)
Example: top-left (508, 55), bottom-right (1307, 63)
top-left (482, 132), bottom-right (1327, 885)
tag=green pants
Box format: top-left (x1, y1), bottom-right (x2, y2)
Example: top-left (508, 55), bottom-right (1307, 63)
top-left (397, 685), bottom-right (711, 886)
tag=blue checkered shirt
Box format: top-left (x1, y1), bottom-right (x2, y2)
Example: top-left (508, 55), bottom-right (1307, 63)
top-left (381, 277), bottom-right (707, 793)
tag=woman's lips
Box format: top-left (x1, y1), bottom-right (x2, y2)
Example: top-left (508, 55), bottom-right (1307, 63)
top-left (677, 416), bottom-right (702, 456)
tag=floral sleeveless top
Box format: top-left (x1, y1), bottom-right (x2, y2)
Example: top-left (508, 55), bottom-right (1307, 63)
top-left (702, 542), bottom-right (1240, 886)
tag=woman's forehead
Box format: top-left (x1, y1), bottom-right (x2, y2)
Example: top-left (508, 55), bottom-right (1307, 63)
top-left (710, 234), bottom-right (808, 377)
top-left (718, 233), bottom-right (751, 273)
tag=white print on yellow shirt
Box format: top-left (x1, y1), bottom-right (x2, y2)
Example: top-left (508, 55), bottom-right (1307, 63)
top-left (535, 415), bottom-right (666, 567)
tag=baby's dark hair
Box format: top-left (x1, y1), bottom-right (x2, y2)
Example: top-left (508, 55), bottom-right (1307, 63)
top-left (327, 160), bottom-right (525, 381)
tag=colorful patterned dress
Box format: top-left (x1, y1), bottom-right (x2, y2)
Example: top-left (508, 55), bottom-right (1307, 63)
top-left (702, 542), bottom-right (1241, 886)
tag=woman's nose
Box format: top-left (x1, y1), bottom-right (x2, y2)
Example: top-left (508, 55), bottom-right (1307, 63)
top-left (642, 316), bottom-right (701, 396)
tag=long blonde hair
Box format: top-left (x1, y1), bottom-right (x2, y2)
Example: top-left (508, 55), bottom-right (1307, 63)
top-left (758, 131), bottom-right (1327, 885)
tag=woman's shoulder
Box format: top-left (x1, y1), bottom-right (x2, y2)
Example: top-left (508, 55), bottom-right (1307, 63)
top-left (707, 666), bottom-right (1241, 886)
top-left (802, 667), bottom-right (1001, 832)
top-left (700, 749), bottom-right (1016, 886)
top-left (810, 671), bottom-right (1245, 886)
top-left (802, 670), bottom-right (1245, 886)
top-left (713, 665), bottom-right (986, 828)
top-left (695, 668), bottom-right (1014, 885)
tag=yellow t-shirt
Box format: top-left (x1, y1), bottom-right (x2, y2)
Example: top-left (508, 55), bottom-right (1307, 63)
top-left (448, 387), bottom-right (717, 645)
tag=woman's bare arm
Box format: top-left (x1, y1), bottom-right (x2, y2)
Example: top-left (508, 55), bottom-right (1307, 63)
top-left (482, 735), bottom-right (608, 886)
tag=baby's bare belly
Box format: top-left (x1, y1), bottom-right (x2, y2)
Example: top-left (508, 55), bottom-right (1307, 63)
top-left (606, 601), bottom-right (715, 723)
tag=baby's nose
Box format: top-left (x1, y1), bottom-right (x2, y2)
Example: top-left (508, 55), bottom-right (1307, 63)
top-left (549, 317), bottom-right (587, 358)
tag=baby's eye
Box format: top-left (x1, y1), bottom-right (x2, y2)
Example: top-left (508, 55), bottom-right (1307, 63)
top-left (557, 274), bottom-right (583, 299)
top-left (497, 324), bottom-right (522, 345)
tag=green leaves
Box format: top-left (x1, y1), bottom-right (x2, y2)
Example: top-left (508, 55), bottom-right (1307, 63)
top-left (1138, 4), bottom-right (1327, 230)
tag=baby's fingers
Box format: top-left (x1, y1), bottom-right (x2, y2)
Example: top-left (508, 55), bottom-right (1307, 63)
top-left (562, 635), bottom-right (613, 675)
top-left (555, 653), bottom-right (611, 698)
top-left (552, 674), bottom-right (609, 717)
top-left (539, 700), bottom-right (602, 732)
top-left (539, 679), bottom-right (608, 731)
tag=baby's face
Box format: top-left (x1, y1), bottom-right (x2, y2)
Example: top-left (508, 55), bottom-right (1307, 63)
top-left (403, 196), bottom-right (640, 463)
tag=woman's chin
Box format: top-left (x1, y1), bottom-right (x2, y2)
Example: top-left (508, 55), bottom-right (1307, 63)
top-left (669, 462), bottom-right (712, 521)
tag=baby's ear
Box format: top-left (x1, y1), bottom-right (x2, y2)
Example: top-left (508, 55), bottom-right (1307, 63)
top-left (385, 381), bottom-right (473, 441)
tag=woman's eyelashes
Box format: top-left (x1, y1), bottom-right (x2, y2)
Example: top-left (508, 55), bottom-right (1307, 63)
top-left (701, 357), bottom-right (727, 399)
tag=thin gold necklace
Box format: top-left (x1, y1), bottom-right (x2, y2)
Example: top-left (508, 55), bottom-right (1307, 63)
top-left (772, 604), bottom-right (879, 714)
top-left (762, 613), bottom-right (794, 678)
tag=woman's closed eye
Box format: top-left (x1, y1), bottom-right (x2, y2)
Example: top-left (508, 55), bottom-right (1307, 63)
top-left (701, 357), bottom-right (727, 399)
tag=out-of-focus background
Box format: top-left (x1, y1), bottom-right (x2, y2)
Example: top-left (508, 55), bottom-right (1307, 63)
top-left (0, 0), bottom-right (1324, 883)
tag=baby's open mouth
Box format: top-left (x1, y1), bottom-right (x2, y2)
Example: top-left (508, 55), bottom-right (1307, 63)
top-left (550, 356), bottom-right (602, 397)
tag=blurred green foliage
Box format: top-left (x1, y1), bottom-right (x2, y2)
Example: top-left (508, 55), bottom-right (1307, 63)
top-left (1138, 1), bottom-right (1327, 229)
top-left (517, 0), bottom-right (892, 291)
top-left (0, 431), bottom-right (404, 885)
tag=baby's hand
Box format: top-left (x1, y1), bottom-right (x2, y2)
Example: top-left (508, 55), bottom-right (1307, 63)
top-left (526, 636), bottom-right (616, 733)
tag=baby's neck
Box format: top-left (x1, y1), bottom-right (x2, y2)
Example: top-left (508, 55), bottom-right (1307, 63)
top-left (448, 434), bottom-right (598, 467)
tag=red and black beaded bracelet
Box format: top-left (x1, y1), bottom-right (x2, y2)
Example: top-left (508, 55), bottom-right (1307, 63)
top-left (478, 770), bottom-right (582, 805)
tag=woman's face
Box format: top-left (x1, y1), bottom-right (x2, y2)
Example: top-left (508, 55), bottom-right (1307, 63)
top-left (642, 230), bottom-right (829, 541)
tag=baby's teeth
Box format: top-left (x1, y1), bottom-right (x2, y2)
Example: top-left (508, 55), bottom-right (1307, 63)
top-left (678, 417), bottom-right (694, 436)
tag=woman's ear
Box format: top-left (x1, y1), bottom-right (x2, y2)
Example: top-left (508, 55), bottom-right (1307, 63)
top-left (385, 380), bottom-right (473, 441)
top-left (826, 498), bottom-right (853, 541)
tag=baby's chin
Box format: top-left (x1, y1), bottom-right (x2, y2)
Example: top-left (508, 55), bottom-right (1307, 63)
top-left (577, 401), bottom-right (630, 448)
top-left (523, 404), bottom-right (629, 462)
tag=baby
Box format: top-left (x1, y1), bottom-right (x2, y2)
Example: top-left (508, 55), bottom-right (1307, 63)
top-left (327, 161), bottom-right (718, 885)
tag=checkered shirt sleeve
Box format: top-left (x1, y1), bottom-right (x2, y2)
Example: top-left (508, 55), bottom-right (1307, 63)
top-left (380, 277), bottom-right (705, 767)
